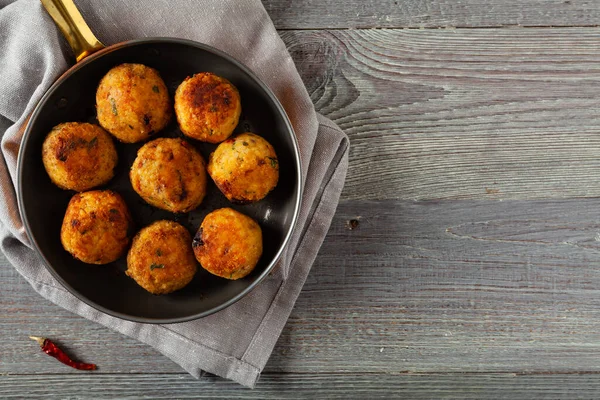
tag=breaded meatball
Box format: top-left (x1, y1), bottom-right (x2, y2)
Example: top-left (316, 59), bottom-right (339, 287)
top-left (96, 63), bottom-right (171, 143)
top-left (174, 72), bottom-right (241, 143)
top-left (193, 208), bottom-right (262, 280)
top-left (130, 138), bottom-right (207, 213)
top-left (126, 220), bottom-right (197, 294)
top-left (42, 122), bottom-right (117, 192)
top-left (207, 132), bottom-right (279, 203)
top-left (61, 190), bottom-right (132, 264)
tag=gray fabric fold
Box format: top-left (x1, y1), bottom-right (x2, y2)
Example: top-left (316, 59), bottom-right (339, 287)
top-left (0, 0), bottom-right (348, 387)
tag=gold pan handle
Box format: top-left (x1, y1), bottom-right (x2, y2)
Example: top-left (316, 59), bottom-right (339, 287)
top-left (40, 0), bottom-right (104, 62)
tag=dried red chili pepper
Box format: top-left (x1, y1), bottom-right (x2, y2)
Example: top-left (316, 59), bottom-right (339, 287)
top-left (30, 336), bottom-right (97, 370)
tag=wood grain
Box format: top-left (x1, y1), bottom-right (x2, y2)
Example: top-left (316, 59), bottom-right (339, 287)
top-left (262, 0), bottom-right (600, 29)
top-left (6, 199), bottom-right (600, 377)
top-left (5, 373), bottom-right (600, 399)
top-left (281, 28), bottom-right (600, 200)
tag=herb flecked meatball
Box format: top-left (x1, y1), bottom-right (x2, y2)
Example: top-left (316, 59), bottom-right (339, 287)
top-left (42, 122), bottom-right (117, 192)
top-left (96, 63), bottom-right (171, 143)
top-left (174, 72), bottom-right (241, 143)
top-left (130, 138), bottom-right (207, 213)
top-left (60, 190), bottom-right (132, 264)
top-left (127, 220), bottom-right (197, 294)
top-left (207, 132), bottom-right (279, 203)
top-left (193, 208), bottom-right (262, 280)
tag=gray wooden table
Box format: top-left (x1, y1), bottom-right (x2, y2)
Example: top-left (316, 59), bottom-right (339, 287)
top-left (4, 0), bottom-right (600, 398)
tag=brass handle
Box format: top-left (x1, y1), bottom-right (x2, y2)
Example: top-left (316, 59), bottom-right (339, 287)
top-left (40, 0), bottom-right (104, 62)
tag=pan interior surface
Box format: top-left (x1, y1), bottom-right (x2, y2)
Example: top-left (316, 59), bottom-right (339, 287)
top-left (18, 40), bottom-right (300, 323)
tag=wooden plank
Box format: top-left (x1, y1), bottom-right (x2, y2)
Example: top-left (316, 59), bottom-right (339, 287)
top-left (276, 199), bottom-right (600, 373)
top-left (281, 28), bottom-right (600, 200)
top-left (4, 373), bottom-right (600, 398)
top-left (6, 199), bottom-right (600, 376)
top-left (0, 261), bottom-right (183, 374)
top-left (263, 0), bottom-right (600, 29)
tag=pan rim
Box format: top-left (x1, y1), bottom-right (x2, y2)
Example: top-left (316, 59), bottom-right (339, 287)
top-left (16, 37), bottom-right (303, 324)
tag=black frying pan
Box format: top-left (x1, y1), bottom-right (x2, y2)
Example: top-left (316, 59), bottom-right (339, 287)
top-left (17, 0), bottom-right (302, 323)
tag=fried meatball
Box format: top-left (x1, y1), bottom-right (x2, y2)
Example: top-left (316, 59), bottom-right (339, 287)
top-left (126, 220), bottom-right (197, 294)
top-left (207, 132), bottom-right (279, 203)
top-left (42, 122), bottom-right (117, 192)
top-left (130, 138), bottom-right (207, 213)
top-left (193, 208), bottom-right (262, 280)
top-left (96, 63), bottom-right (171, 143)
top-left (174, 72), bottom-right (241, 143)
top-left (61, 190), bottom-right (132, 264)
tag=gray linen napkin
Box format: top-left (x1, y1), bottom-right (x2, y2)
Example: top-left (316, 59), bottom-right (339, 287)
top-left (0, 0), bottom-right (348, 388)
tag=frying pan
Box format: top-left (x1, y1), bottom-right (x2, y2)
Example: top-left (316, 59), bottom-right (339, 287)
top-left (17, 0), bottom-right (302, 323)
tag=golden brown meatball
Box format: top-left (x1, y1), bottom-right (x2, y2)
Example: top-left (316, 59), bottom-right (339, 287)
top-left (174, 72), bottom-right (241, 143)
top-left (193, 208), bottom-right (262, 280)
top-left (60, 190), bottom-right (132, 264)
top-left (130, 138), bottom-right (207, 213)
top-left (42, 122), bottom-right (117, 192)
top-left (96, 63), bottom-right (171, 143)
top-left (126, 220), bottom-right (197, 294)
top-left (207, 132), bottom-right (279, 203)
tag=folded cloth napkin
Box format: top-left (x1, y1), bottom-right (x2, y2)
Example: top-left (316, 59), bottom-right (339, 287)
top-left (0, 0), bottom-right (348, 388)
